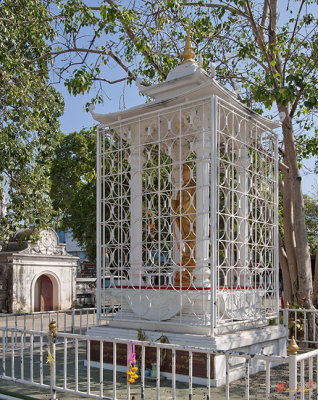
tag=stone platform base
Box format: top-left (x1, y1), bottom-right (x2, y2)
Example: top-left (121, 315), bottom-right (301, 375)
top-left (87, 324), bottom-right (287, 386)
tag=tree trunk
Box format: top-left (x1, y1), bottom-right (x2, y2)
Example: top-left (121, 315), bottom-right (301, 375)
top-left (313, 248), bottom-right (318, 307)
top-left (281, 174), bottom-right (298, 302)
top-left (279, 105), bottom-right (313, 308)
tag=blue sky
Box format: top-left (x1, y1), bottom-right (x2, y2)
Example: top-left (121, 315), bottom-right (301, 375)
top-left (57, 81), bottom-right (142, 134)
top-left (57, 80), bottom-right (317, 196)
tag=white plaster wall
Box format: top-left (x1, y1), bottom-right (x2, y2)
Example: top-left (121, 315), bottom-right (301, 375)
top-left (11, 256), bottom-right (77, 312)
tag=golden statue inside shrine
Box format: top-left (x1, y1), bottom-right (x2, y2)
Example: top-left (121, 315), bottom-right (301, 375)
top-left (171, 163), bottom-right (196, 286)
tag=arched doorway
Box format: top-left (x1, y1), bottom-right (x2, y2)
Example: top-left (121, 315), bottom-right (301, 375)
top-left (34, 273), bottom-right (59, 311)
top-left (39, 275), bottom-right (53, 311)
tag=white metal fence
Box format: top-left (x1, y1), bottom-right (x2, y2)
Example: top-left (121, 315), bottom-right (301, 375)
top-left (0, 308), bottom-right (96, 335)
top-left (0, 308), bottom-right (317, 399)
top-left (284, 307), bottom-right (318, 346)
top-left (0, 322), bottom-right (317, 399)
top-left (288, 348), bottom-right (318, 400)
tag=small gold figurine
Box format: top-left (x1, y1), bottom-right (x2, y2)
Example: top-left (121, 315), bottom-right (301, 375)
top-left (171, 163), bottom-right (196, 286)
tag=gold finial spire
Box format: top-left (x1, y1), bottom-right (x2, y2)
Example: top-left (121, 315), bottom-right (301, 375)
top-left (182, 31), bottom-right (196, 64)
top-left (288, 336), bottom-right (299, 355)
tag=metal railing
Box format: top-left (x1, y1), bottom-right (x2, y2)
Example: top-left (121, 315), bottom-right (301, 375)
top-left (283, 307), bottom-right (318, 345)
top-left (0, 308), bottom-right (97, 335)
top-left (0, 322), bottom-right (317, 399)
top-left (288, 346), bottom-right (318, 399)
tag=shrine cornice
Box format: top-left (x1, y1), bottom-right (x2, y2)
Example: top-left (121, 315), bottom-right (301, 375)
top-left (90, 78), bottom-right (280, 131)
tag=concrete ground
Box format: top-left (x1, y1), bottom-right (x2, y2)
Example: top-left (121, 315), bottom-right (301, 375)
top-left (0, 366), bottom-right (292, 400)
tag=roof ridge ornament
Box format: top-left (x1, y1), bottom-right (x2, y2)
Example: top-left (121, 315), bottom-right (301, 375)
top-left (181, 31), bottom-right (196, 64)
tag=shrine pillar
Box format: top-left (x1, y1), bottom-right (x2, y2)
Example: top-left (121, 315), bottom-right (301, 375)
top-left (194, 133), bottom-right (211, 287)
top-left (129, 144), bottom-right (145, 287)
top-left (236, 143), bottom-right (251, 287)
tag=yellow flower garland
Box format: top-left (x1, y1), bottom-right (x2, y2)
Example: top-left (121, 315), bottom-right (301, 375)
top-left (127, 364), bottom-right (139, 383)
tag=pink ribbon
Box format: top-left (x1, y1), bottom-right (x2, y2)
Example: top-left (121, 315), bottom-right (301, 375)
top-left (127, 341), bottom-right (136, 366)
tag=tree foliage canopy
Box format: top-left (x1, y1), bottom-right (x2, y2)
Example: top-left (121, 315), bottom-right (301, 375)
top-left (19, 0), bottom-right (318, 163)
top-left (50, 127), bottom-right (96, 261)
top-left (35, 1), bottom-right (318, 135)
top-left (0, 0), bottom-right (64, 240)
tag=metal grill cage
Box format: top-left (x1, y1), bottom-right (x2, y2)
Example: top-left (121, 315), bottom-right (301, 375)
top-left (97, 96), bottom-right (278, 333)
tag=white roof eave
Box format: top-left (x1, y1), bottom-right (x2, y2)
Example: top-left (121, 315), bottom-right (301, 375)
top-left (89, 79), bottom-right (281, 131)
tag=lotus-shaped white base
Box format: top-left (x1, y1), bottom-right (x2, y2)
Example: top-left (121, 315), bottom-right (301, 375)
top-left (124, 290), bottom-right (188, 321)
top-left (112, 287), bottom-right (266, 322)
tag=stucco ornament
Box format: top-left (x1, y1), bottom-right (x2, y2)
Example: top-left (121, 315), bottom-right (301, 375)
top-left (22, 230), bottom-right (67, 256)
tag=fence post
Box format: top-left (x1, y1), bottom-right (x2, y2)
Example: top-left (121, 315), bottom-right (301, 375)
top-left (288, 336), bottom-right (299, 400)
top-left (283, 301), bottom-right (289, 330)
top-left (48, 319), bottom-right (58, 400)
top-left (72, 309), bottom-right (75, 334)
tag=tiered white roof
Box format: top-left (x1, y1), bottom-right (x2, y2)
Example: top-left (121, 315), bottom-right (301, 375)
top-left (90, 43), bottom-right (280, 130)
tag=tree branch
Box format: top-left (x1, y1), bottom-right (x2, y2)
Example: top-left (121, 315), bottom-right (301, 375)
top-left (217, 34), bottom-right (269, 72)
top-left (91, 76), bottom-right (132, 84)
top-left (182, 2), bottom-right (248, 18)
top-left (290, 52), bottom-right (318, 118)
top-left (23, 47), bottom-right (138, 82)
top-left (243, 0), bottom-right (278, 85)
top-left (268, 0), bottom-right (284, 78)
top-left (23, 48), bottom-right (108, 64)
top-left (279, 161), bottom-right (289, 174)
top-left (107, 51), bottom-right (135, 79)
top-left (105, 0), bottom-right (165, 77)
top-left (278, 146), bottom-right (285, 158)
top-left (282, 0), bottom-right (306, 79)
top-left (261, 0), bottom-right (269, 27)
top-left (260, 0), bottom-right (269, 41)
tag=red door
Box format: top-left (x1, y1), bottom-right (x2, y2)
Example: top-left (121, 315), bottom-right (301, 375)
top-left (39, 275), bottom-right (53, 311)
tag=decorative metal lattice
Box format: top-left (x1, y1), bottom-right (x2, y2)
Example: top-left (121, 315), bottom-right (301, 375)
top-left (97, 96), bottom-right (278, 333)
top-left (216, 100), bottom-right (278, 328)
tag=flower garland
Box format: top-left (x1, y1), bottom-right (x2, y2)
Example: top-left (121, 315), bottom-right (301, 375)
top-left (126, 341), bottom-right (139, 383)
top-left (47, 319), bottom-right (57, 371)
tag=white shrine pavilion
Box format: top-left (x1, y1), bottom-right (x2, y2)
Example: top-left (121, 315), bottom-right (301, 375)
top-left (89, 34), bottom-right (287, 384)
